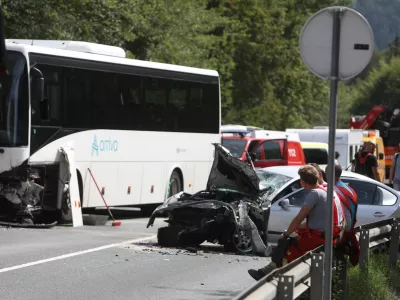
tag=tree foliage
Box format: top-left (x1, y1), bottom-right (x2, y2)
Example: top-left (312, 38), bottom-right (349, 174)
top-left (0, 0), bottom-right (364, 131)
top-left (352, 0), bottom-right (400, 50)
top-left (351, 58), bottom-right (400, 114)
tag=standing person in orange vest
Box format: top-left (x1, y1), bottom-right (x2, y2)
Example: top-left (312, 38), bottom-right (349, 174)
top-left (354, 141), bottom-right (380, 181)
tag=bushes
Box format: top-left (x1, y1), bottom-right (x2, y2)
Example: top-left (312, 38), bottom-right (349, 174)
top-left (345, 254), bottom-right (399, 300)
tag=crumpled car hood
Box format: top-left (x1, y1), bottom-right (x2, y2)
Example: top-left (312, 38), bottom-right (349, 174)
top-left (206, 144), bottom-right (261, 197)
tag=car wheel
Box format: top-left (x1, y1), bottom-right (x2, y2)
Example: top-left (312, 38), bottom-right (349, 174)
top-left (225, 229), bottom-right (253, 254)
top-left (168, 171), bottom-right (182, 197)
top-left (157, 226), bottom-right (183, 247)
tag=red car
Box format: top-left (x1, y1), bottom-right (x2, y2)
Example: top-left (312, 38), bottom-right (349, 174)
top-left (221, 129), bottom-right (306, 168)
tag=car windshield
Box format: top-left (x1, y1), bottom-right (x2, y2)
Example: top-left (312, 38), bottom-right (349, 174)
top-left (221, 139), bottom-right (247, 158)
top-left (256, 170), bottom-right (293, 194)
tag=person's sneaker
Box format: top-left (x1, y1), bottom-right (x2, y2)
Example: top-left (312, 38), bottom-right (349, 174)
top-left (247, 269), bottom-right (266, 281)
top-left (248, 262), bottom-right (278, 281)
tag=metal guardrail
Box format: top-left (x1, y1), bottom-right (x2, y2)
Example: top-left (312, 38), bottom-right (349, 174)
top-left (235, 218), bottom-right (400, 300)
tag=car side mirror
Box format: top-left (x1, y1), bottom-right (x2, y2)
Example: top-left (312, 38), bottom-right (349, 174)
top-left (379, 153), bottom-right (384, 160)
top-left (279, 198), bottom-right (291, 210)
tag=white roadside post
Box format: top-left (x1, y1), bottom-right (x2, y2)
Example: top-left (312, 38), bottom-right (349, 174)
top-left (299, 6), bottom-right (374, 300)
top-left (59, 141), bottom-right (83, 227)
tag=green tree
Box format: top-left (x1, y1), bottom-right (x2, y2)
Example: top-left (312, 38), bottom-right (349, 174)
top-left (221, 0), bottom-right (349, 129)
top-left (386, 34), bottom-right (400, 62)
top-left (351, 58), bottom-right (400, 114)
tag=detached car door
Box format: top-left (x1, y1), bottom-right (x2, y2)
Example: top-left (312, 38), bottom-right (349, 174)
top-left (341, 178), bottom-right (400, 225)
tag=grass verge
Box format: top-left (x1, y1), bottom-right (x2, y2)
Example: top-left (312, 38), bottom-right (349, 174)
top-left (344, 253), bottom-right (400, 300)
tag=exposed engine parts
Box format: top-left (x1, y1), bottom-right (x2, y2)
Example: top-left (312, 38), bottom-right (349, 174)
top-left (0, 165), bottom-right (67, 226)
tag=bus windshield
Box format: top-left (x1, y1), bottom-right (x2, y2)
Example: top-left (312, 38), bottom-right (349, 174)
top-left (0, 51), bottom-right (28, 147)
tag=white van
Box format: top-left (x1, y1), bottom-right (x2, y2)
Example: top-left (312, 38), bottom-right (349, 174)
top-left (286, 128), bottom-right (364, 169)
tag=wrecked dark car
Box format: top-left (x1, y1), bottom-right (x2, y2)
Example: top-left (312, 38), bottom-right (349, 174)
top-left (147, 144), bottom-right (272, 254)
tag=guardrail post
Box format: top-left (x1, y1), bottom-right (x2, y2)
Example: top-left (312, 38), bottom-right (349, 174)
top-left (359, 229), bottom-right (370, 272)
top-left (277, 275), bottom-right (294, 300)
top-left (310, 253), bottom-right (324, 300)
top-left (389, 220), bottom-right (400, 269)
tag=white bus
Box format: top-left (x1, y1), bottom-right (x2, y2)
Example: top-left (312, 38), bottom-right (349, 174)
top-left (0, 40), bottom-right (220, 215)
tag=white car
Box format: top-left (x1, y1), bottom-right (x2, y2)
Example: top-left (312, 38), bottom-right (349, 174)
top-left (257, 166), bottom-right (400, 245)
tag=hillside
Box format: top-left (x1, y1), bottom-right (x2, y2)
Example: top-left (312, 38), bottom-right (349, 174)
top-left (352, 0), bottom-right (400, 49)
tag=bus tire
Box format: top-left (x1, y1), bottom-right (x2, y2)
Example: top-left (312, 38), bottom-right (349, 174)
top-left (169, 170), bottom-right (182, 197)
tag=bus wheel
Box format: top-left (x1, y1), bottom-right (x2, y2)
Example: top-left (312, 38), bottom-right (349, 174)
top-left (168, 171), bottom-right (182, 197)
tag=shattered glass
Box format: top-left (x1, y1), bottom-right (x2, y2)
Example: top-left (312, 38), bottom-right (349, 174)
top-left (256, 171), bottom-right (292, 197)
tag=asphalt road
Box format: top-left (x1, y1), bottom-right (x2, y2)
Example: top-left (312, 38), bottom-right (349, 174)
top-left (0, 214), bottom-right (269, 300)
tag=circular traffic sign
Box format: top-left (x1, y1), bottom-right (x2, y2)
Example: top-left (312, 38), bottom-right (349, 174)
top-left (299, 6), bottom-right (374, 80)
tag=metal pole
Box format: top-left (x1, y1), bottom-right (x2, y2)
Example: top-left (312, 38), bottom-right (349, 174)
top-left (324, 8), bottom-right (342, 300)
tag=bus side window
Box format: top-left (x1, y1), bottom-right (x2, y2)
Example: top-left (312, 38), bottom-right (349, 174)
top-left (143, 77), bottom-right (167, 131)
top-left (64, 67), bottom-right (91, 128)
top-left (168, 81), bottom-right (187, 132)
top-left (202, 83), bottom-right (219, 134)
top-left (187, 84), bottom-right (219, 134)
top-left (89, 70), bottom-right (119, 129)
top-left (118, 73), bottom-right (142, 130)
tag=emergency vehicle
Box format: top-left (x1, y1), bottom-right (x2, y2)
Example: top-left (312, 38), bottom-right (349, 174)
top-left (286, 128), bottom-right (364, 169)
top-left (350, 105), bottom-right (400, 181)
top-left (221, 125), bottom-right (306, 167)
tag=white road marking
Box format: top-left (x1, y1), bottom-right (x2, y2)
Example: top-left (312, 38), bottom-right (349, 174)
top-left (0, 235), bottom-right (156, 274)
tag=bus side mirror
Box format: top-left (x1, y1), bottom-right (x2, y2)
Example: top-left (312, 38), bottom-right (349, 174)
top-left (30, 67), bottom-right (47, 120)
top-left (31, 67), bottom-right (44, 102)
top-left (379, 153), bottom-right (384, 160)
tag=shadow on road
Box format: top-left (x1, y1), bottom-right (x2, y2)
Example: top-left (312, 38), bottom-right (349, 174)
top-left (87, 208), bottom-right (145, 220)
top-left (152, 286), bottom-right (241, 300)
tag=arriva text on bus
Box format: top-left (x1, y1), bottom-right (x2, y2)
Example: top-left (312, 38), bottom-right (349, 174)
top-left (92, 135), bottom-right (118, 156)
